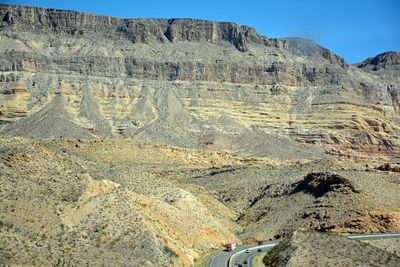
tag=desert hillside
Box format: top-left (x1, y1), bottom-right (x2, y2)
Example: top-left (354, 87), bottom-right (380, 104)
top-left (1, 137), bottom-right (400, 265)
top-left (263, 229), bottom-right (400, 266)
top-left (0, 137), bottom-right (243, 266)
top-left (0, 4), bottom-right (400, 266)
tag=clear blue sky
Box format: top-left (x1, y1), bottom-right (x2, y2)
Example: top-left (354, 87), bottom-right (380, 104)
top-left (2, 0), bottom-right (399, 63)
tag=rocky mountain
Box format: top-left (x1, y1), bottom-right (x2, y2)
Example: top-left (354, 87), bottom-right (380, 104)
top-left (356, 51), bottom-right (400, 76)
top-left (1, 4), bottom-right (400, 266)
top-left (1, 4), bottom-right (399, 161)
top-left (355, 52), bottom-right (400, 120)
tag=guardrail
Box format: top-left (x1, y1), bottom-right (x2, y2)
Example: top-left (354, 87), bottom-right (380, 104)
top-left (347, 233), bottom-right (400, 239)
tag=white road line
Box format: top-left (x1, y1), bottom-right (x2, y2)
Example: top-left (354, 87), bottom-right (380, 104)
top-left (206, 251), bottom-right (224, 267)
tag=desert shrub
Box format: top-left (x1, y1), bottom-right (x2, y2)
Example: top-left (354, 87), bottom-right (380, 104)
top-left (163, 245), bottom-right (177, 258)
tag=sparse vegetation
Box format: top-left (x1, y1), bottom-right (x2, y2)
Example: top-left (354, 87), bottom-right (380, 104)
top-left (1, 3), bottom-right (400, 266)
top-left (163, 245), bottom-right (178, 258)
top-left (263, 230), bottom-right (400, 266)
top-left (0, 137), bottom-right (240, 266)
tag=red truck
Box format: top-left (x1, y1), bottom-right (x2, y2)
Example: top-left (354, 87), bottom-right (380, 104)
top-left (226, 243), bottom-right (237, 251)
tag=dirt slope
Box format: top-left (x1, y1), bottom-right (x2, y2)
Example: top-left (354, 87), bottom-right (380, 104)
top-left (0, 137), bottom-right (242, 266)
top-left (263, 229), bottom-right (400, 267)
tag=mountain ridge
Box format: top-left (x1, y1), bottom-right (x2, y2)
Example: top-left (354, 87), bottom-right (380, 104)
top-left (0, 4), bottom-right (399, 161)
top-left (0, 4), bottom-right (346, 64)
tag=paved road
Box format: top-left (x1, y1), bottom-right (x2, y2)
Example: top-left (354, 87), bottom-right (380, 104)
top-left (205, 242), bottom-right (278, 267)
top-left (207, 232), bottom-right (400, 267)
top-left (206, 244), bottom-right (256, 267)
top-left (229, 242), bottom-right (279, 267)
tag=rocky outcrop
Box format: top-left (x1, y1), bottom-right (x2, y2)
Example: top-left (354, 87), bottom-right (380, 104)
top-left (357, 51), bottom-right (400, 70)
top-left (0, 4), bottom-right (348, 66)
top-left (0, 3), bottom-right (350, 64)
top-left (337, 210), bottom-right (400, 234)
top-left (376, 163), bottom-right (400, 172)
top-left (291, 172), bottom-right (360, 197)
top-left (356, 52), bottom-right (400, 117)
top-left (0, 4), bottom-right (263, 52)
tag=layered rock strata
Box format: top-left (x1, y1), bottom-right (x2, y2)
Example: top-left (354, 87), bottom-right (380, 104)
top-left (0, 4), bottom-right (399, 161)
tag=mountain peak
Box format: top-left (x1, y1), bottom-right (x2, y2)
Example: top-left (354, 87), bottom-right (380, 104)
top-left (357, 51), bottom-right (400, 70)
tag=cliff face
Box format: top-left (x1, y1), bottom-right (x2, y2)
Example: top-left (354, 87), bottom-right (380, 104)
top-left (0, 4), bottom-right (399, 161)
top-left (0, 4), bottom-right (263, 52)
top-left (356, 52), bottom-right (400, 131)
top-left (0, 3), bottom-right (347, 84)
top-left (357, 51), bottom-right (400, 71)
